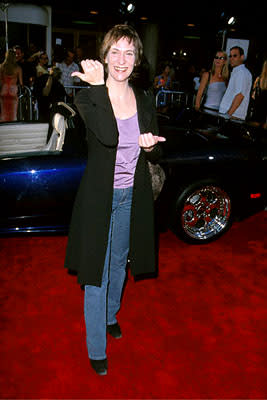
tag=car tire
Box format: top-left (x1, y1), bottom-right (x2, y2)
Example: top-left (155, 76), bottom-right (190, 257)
top-left (172, 180), bottom-right (233, 244)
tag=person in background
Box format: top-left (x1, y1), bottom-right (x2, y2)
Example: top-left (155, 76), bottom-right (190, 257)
top-left (181, 63), bottom-right (197, 94)
top-left (52, 44), bottom-right (65, 67)
top-left (74, 46), bottom-right (84, 72)
top-left (0, 48), bottom-right (23, 121)
top-left (154, 62), bottom-right (173, 91)
top-left (74, 46), bottom-right (90, 88)
top-left (13, 45), bottom-right (36, 88)
top-left (36, 52), bottom-right (49, 77)
top-left (249, 59), bottom-right (267, 128)
top-left (195, 50), bottom-right (229, 111)
top-left (193, 67), bottom-right (207, 92)
top-left (219, 46), bottom-right (252, 120)
top-left (58, 48), bottom-right (80, 102)
top-left (154, 62), bottom-right (173, 112)
top-left (33, 66), bottom-right (66, 122)
top-left (64, 24), bottom-right (166, 376)
top-left (26, 42), bottom-right (40, 62)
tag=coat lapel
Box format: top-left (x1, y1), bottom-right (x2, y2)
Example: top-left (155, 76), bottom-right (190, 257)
top-left (134, 87), bottom-right (154, 134)
top-left (87, 85), bottom-right (112, 112)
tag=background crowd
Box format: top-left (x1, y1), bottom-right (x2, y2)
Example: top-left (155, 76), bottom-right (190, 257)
top-left (153, 48), bottom-right (266, 127)
top-left (0, 41), bottom-right (266, 127)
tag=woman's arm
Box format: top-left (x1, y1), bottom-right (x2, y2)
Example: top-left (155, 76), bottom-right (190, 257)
top-left (251, 76), bottom-right (259, 100)
top-left (195, 71), bottom-right (209, 110)
top-left (42, 74), bottom-right (53, 96)
top-left (17, 66), bottom-right (23, 87)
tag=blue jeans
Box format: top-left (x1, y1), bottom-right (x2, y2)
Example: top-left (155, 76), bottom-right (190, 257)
top-left (84, 186), bottom-right (133, 360)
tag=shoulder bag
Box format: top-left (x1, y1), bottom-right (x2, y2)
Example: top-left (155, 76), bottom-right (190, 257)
top-left (148, 161), bottom-right (166, 200)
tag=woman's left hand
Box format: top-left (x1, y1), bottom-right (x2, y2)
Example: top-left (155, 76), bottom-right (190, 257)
top-left (139, 133), bottom-right (166, 151)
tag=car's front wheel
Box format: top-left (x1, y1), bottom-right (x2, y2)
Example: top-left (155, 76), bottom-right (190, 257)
top-left (172, 181), bottom-right (233, 244)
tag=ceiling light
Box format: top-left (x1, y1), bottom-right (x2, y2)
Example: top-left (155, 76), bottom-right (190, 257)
top-left (227, 16), bottom-right (236, 25)
top-left (127, 3), bottom-right (135, 13)
top-left (118, 1), bottom-right (136, 15)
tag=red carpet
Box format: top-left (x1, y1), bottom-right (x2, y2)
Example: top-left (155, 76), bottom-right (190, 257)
top-left (0, 211), bottom-right (266, 399)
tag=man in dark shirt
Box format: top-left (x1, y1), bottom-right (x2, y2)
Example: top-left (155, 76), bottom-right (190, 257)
top-left (13, 45), bottom-right (36, 87)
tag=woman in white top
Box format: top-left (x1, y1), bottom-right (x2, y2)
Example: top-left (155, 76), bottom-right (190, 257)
top-left (195, 51), bottom-right (229, 111)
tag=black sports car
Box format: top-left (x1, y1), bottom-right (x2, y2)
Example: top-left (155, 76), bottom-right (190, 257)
top-left (157, 108), bottom-right (266, 242)
top-left (0, 103), bottom-right (266, 243)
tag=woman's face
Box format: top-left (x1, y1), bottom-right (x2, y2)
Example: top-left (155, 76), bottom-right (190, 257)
top-left (105, 37), bottom-right (136, 83)
top-left (214, 52), bottom-right (227, 68)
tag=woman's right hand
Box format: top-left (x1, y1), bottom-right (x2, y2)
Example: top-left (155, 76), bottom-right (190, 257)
top-left (71, 59), bottom-right (105, 85)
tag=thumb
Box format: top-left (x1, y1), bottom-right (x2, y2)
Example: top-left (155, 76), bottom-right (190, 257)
top-left (71, 71), bottom-right (82, 79)
top-left (155, 136), bottom-right (166, 142)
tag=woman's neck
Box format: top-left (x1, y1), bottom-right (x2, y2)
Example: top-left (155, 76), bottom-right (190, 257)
top-left (106, 77), bottom-right (136, 119)
top-left (214, 65), bottom-right (223, 78)
top-left (106, 78), bottom-right (131, 100)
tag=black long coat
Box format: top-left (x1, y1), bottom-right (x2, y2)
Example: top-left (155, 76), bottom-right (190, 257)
top-left (64, 84), bottom-right (161, 287)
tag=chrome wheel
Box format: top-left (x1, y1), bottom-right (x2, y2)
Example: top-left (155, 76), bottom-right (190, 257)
top-left (180, 185), bottom-right (231, 241)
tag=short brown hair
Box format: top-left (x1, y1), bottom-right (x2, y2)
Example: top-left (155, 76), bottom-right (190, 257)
top-left (99, 24), bottom-right (143, 67)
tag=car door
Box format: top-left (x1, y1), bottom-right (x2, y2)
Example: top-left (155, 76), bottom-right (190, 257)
top-left (0, 151), bottom-right (86, 234)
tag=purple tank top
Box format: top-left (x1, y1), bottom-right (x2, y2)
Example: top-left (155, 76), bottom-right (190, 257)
top-left (114, 113), bottom-right (140, 188)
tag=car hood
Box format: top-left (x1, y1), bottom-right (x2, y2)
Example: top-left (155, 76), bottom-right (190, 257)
top-left (158, 121), bottom-right (258, 164)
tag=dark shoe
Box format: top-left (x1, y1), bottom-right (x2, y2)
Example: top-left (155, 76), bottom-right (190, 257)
top-left (89, 358), bottom-right (108, 376)
top-left (107, 322), bottom-right (122, 339)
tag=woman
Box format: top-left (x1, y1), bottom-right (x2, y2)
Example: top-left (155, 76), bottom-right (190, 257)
top-left (64, 24), bottom-right (165, 376)
top-left (195, 50), bottom-right (229, 111)
top-left (0, 48), bottom-right (23, 121)
top-left (250, 59), bottom-right (267, 128)
top-left (154, 63), bottom-right (173, 90)
top-left (154, 62), bottom-right (173, 111)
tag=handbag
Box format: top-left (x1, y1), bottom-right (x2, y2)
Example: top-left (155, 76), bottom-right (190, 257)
top-left (148, 161), bottom-right (166, 200)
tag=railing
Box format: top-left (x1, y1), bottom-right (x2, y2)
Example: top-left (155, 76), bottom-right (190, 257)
top-left (17, 85), bottom-right (32, 121)
top-left (16, 84), bottom-right (85, 122)
top-left (16, 85), bottom-right (190, 121)
top-left (155, 89), bottom-right (190, 108)
top-left (17, 85), bottom-right (39, 121)
top-left (65, 86), bottom-right (191, 109)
